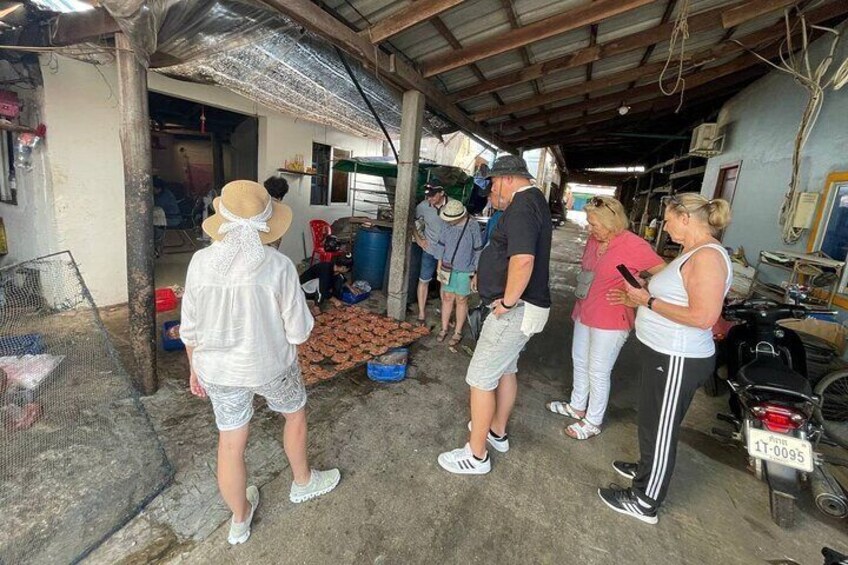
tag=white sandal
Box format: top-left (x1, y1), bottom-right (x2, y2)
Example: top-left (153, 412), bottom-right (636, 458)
top-left (563, 420), bottom-right (601, 440)
top-left (545, 401), bottom-right (584, 420)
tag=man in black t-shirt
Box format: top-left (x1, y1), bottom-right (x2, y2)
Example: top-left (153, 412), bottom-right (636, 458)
top-left (438, 155), bottom-right (552, 476)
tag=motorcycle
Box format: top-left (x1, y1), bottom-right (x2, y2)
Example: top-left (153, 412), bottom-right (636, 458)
top-left (712, 299), bottom-right (848, 528)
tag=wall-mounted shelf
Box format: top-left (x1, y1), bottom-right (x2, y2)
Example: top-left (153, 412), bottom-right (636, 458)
top-left (277, 168), bottom-right (316, 176)
top-left (0, 122), bottom-right (35, 134)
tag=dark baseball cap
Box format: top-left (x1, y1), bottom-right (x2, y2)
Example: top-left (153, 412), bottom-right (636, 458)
top-left (486, 155), bottom-right (534, 180)
top-left (423, 184), bottom-right (445, 196)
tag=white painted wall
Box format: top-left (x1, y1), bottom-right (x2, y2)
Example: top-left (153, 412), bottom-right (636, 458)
top-left (0, 82), bottom-right (59, 266)
top-left (16, 55), bottom-right (383, 306)
top-left (700, 22), bottom-right (848, 262)
top-left (41, 56), bottom-right (126, 306)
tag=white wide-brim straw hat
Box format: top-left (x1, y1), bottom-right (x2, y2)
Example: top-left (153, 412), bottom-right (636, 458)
top-left (439, 199), bottom-right (467, 222)
top-left (202, 180), bottom-right (293, 244)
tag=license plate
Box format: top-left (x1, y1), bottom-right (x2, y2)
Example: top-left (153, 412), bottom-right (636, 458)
top-left (747, 428), bottom-right (814, 473)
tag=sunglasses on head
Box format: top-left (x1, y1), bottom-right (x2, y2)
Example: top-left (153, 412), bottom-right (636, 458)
top-left (590, 197), bottom-right (614, 212)
top-left (668, 194), bottom-right (689, 214)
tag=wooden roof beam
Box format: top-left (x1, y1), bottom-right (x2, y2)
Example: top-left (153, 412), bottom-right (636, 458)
top-left (363, 0), bottom-right (465, 44)
top-left (500, 62), bottom-right (767, 133)
top-left (256, 0), bottom-right (515, 153)
top-left (473, 0), bottom-right (848, 123)
top-left (451, 1), bottom-right (733, 102)
top-left (421, 0), bottom-right (656, 77)
top-left (722, 0), bottom-right (798, 29)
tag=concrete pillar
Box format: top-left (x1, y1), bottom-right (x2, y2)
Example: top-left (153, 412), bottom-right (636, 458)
top-left (386, 90), bottom-right (425, 320)
top-left (116, 33), bottom-right (157, 395)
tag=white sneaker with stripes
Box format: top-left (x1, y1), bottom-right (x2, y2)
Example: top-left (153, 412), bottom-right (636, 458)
top-left (437, 443), bottom-right (491, 475)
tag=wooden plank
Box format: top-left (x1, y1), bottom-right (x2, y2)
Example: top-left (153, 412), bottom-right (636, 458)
top-left (421, 0), bottom-right (656, 77)
top-left (52, 8), bottom-right (120, 46)
top-left (515, 89), bottom-right (742, 148)
top-left (256, 0), bottom-right (515, 152)
top-left (472, 0), bottom-right (848, 124)
top-left (472, 61), bottom-right (668, 121)
top-left (364, 0), bottom-right (465, 44)
top-left (451, 1), bottom-right (731, 102)
top-left (669, 165), bottom-right (706, 179)
top-left (722, 0), bottom-right (797, 29)
top-left (502, 0), bottom-right (848, 130)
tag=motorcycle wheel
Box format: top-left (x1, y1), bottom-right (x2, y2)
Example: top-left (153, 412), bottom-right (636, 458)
top-left (769, 487), bottom-right (797, 528)
top-left (814, 369), bottom-right (848, 450)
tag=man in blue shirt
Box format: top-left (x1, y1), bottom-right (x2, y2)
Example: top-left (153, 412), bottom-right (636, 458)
top-left (412, 185), bottom-right (454, 325)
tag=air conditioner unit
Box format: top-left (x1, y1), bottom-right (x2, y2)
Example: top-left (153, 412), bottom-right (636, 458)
top-left (689, 123), bottom-right (724, 157)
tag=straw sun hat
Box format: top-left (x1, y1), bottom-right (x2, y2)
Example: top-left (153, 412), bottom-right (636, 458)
top-left (202, 180), bottom-right (293, 244)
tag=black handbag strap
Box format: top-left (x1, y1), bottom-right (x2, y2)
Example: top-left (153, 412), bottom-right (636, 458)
top-left (448, 219), bottom-right (470, 266)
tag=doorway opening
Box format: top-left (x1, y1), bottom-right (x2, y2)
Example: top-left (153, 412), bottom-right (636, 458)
top-left (148, 91), bottom-right (259, 288)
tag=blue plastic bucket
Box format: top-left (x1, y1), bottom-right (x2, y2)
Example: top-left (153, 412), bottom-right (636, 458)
top-left (353, 227), bottom-right (391, 290)
top-left (161, 320), bottom-right (185, 351)
top-left (367, 348), bottom-right (408, 383)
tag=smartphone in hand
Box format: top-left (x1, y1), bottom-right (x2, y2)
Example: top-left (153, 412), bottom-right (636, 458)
top-left (616, 264), bottom-right (642, 288)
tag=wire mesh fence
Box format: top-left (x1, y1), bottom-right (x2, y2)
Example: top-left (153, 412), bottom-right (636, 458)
top-left (0, 251), bottom-right (172, 564)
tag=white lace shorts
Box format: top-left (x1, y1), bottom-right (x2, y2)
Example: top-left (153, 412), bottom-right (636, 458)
top-left (198, 364), bottom-right (307, 431)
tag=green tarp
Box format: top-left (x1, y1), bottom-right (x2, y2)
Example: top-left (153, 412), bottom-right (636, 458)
top-left (333, 157), bottom-right (473, 204)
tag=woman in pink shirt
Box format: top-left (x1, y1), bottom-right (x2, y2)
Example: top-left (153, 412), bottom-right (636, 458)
top-left (546, 196), bottom-right (664, 440)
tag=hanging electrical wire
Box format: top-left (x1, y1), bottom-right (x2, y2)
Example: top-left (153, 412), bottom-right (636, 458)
top-left (733, 8), bottom-right (844, 244)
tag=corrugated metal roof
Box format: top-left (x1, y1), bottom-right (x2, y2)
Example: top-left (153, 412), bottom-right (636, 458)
top-left (314, 0), bottom-right (845, 158)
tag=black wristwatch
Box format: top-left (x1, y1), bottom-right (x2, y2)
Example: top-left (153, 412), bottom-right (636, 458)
top-left (647, 296), bottom-right (656, 310)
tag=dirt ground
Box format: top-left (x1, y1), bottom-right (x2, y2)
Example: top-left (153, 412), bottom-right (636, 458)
top-left (85, 222), bottom-right (848, 565)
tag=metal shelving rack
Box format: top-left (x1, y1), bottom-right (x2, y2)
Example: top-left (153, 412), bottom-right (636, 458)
top-left (749, 250), bottom-right (846, 306)
top-left (620, 153), bottom-right (707, 258)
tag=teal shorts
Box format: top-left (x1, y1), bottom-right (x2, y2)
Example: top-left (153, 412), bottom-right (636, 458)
top-left (443, 271), bottom-right (473, 296)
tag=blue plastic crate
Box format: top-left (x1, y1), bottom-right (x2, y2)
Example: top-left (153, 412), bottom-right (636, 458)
top-left (367, 348), bottom-right (408, 383)
top-left (161, 320), bottom-right (185, 351)
top-left (0, 334), bottom-right (45, 356)
top-left (341, 289), bottom-right (370, 305)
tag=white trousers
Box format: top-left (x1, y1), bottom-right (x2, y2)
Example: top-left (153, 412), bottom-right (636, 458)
top-left (569, 320), bottom-right (629, 427)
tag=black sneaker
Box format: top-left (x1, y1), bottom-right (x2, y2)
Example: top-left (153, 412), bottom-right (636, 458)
top-left (598, 484), bottom-right (658, 525)
top-left (612, 461), bottom-right (638, 480)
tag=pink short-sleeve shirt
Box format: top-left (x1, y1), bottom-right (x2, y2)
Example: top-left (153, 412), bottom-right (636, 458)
top-left (572, 230), bottom-right (664, 331)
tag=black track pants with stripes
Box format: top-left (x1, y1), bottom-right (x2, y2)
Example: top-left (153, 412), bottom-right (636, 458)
top-left (632, 342), bottom-right (715, 510)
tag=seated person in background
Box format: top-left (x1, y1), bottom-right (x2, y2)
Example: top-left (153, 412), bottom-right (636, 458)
top-left (153, 176), bottom-right (183, 228)
top-left (300, 253), bottom-right (355, 312)
top-left (264, 176), bottom-right (289, 201)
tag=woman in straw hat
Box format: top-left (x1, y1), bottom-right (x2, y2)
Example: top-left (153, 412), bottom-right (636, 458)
top-left (180, 180), bottom-right (340, 545)
top-left (432, 199), bottom-right (484, 348)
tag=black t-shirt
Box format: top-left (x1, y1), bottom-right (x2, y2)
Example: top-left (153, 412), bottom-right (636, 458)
top-left (477, 188), bottom-right (552, 308)
top-left (300, 263), bottom-right (345, 303)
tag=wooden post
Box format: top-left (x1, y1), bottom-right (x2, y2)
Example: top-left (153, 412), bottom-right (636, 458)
top-left (116, 33), bottom-right (157, 395)
top-left (386, 90), bottom-right (425, 320)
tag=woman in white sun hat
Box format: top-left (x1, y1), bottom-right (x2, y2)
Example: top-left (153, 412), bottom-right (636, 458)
top-left (180, 180), bottom-right (340, 546)
top-left (431, 198), bottom-right (484, 348)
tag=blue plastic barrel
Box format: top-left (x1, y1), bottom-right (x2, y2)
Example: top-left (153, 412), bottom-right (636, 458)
top-left (353, 227), bottom-right (391, 290)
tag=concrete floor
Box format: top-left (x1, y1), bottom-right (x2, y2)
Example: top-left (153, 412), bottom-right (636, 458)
top-left (87, 222), bottom-right (847, 565)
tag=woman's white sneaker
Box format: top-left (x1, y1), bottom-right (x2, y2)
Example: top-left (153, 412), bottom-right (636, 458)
top-left (467, 421), bottom-right (510, 453)
top-left (290, 468), bottom-right (341, 503)
top-left (437, 443), bottom-right (491, 475)
top-left (228, 485), bottom-right (259, 545)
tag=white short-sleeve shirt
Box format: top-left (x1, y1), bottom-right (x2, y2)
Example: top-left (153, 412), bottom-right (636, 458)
top-left (180, 243), bottom-right (314, 387)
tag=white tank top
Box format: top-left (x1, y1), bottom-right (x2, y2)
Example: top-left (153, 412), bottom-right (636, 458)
top-left (635, 243), bottom-right (733, 358)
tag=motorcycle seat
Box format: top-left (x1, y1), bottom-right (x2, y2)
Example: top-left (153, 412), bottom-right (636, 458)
top-left (737, 356), bottom-right (812, 396)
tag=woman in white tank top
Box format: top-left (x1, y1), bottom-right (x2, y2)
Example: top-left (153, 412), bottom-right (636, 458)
top-left (598, 193), bottom-right (733, 525)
